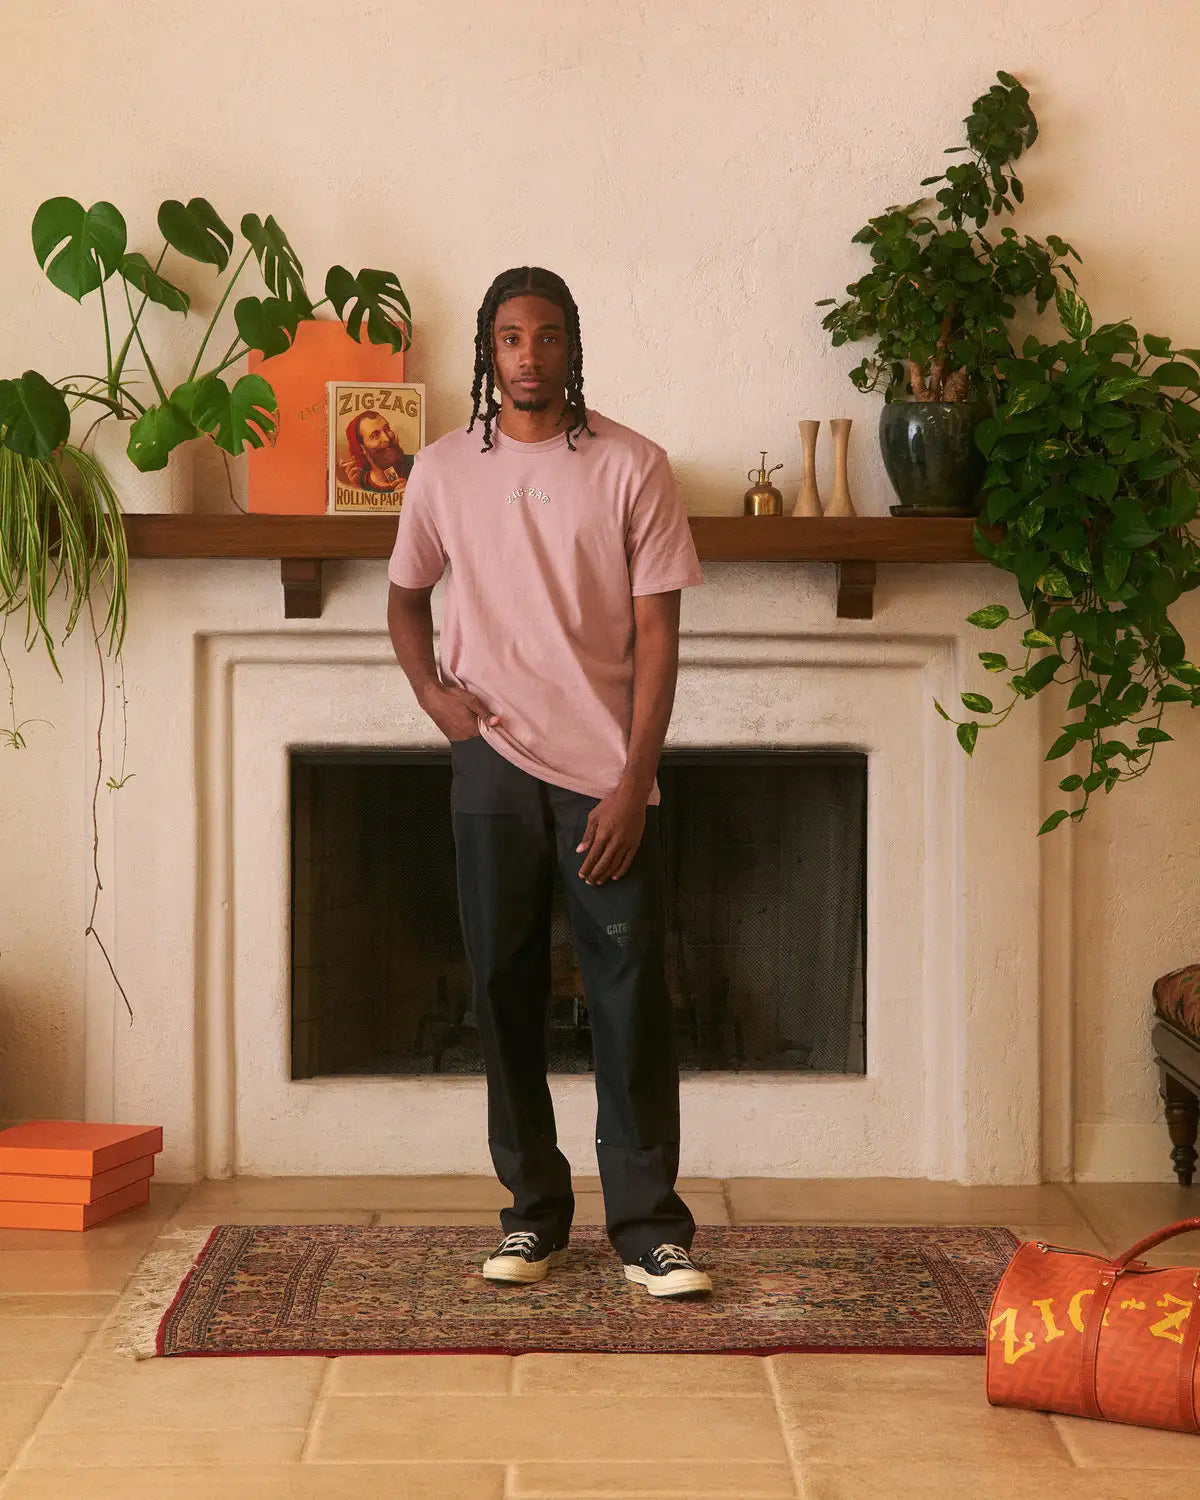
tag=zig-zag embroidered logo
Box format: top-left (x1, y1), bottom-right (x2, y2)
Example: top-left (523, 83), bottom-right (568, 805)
top-left (505, 487), bottom-right (552, 506)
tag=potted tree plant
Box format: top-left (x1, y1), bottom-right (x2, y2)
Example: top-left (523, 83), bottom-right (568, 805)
top-left (817, 71), bottom-right (1077, 516)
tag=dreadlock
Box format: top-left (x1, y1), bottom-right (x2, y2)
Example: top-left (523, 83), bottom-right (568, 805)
top-left (468, 266), bottom-right (594, 453)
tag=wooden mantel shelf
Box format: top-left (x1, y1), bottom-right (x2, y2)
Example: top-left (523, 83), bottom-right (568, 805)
top-left (122, 513), bottom-right (986, 621)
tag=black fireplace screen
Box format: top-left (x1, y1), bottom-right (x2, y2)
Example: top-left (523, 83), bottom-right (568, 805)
top-left (291, 750), bottom-right (866, 1078)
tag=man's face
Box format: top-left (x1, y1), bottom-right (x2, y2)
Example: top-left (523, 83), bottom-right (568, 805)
top-left (358, 414), bottom-right (401, 466)
top-left (491, 294), bottom-right (569, 413)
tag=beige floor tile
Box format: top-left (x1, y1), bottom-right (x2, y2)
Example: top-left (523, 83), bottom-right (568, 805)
top-left (159, 1209), bottom-right (376, 1232)
top-left (18, 1427), bottom-right (306, 1468)
top-left (0, 1295), bottom-right (116, 1318)
top-left (0, 1250), bottom-right (144, 1294)
top-left (377, 1209), bottom-right (501, 1226)
top-left (513, 1353), bottom-right (769, 1395)
top-left (727, 1179), bottom-right (1082, 1226)
top-left (1065, 1182), bottom-right (1200, 1252)
top-left (0, 1317), bottom-right (103, 1383)
top-left (40, 1354), bottom-right (326, 1431)
top-left (771, 1352), bottom-right (985, 1406)
top-left (0, 1186), bottom-right (190, 1255)
top-left (571, 1177), bottom-right (720, 1194)
top-left (329, 1355), bottom-right (512, 1394)
top-left (181, 1175), bottom-right (510, 1212)
top-left (0, 1385), bottom-right (58, 1469)
top-left (1052, 1411), bottom-right (1200, 1467)
top-left (378, 1196), bottom-right (728, 1231)
top-left (309, 1393), bottom-right (788, 1463)
top-left (780, 1395), bottom-right (1070, 1467)
top-left (0, 1464), bottom-right (505, 1498)
top-left (1006, 1222), bottom-right (1110, 1254)
top-left (1125, 1242), bottom-right (1200, 1267)
top-left (569, 1191), bottom-right (729, 1226)
top-left (511, 1460), bottom-right (796, 1494)
top-left (800, 1466), bottom-right (1194, 1499)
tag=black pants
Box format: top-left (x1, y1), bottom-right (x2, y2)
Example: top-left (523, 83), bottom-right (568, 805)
top-left (450, 734), bottom-right (694, 1261)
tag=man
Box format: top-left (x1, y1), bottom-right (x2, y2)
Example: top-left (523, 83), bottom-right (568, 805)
top-left (340, 410), bottom-right (414, 494)
top-left (386, 266), bottom-right (710, 1299)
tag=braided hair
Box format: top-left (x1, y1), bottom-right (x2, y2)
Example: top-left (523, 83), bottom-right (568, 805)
top-left (468, 266), bottom-right (594, 452)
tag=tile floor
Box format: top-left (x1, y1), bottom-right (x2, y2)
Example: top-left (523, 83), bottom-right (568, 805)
top-left (0, 1176), bottom-right (1198, 1497)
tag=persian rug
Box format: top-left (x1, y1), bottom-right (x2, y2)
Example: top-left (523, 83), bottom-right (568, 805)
top-left (140, 1223), bottom-right (1018, 1358)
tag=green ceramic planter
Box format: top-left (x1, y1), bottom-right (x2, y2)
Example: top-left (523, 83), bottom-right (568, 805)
top-left (879, 400), bottom-right (990, 517)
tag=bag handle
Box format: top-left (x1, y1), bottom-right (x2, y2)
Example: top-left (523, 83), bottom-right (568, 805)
top-left (1078, 1218), bottom-right (1200, 1432)
top-left (1111, 1218), bottom-right (1200, 1270)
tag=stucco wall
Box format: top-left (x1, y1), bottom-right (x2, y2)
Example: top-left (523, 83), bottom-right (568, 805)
top-left (2, 0), bottom-right (1197, 1177)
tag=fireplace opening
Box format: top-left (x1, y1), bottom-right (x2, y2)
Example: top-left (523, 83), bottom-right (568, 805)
top-left (290, 749), bottom-right (866, 1078)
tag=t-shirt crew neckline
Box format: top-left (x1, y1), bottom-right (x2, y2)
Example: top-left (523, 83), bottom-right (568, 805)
top-left (490, 422), bottom-right (572, 454)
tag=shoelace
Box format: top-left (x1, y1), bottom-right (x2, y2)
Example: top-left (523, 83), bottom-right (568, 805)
top-left (650, 1243), bottom-right (694, 1270)
top-left (495, 1230), bottom-right (542, 1258)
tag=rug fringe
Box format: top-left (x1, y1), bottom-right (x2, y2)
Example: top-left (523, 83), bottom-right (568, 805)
top-left (101, 1227), bottom-right (217, 1360)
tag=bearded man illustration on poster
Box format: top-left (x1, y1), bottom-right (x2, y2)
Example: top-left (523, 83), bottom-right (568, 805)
top-left (327, 382), bottom-right (425, 513)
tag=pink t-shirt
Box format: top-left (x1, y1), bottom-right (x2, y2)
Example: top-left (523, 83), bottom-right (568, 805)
top-left (387, 410), bottom-right (704, 805)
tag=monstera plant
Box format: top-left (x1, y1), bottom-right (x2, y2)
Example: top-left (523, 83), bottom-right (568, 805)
top-left (0, 195), bottom-right (412, 468)
top-left (0, 197), bottom-right (412, 1019)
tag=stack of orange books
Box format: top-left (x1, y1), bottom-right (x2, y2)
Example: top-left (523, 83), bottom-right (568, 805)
top-left (0, 1121), bottom-right (163, 1230)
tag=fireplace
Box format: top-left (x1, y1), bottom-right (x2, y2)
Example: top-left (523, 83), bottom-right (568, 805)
top-left (290, 749), bottom-right (867, 1080)
top-left (96, 558), bottom-right (1042, 1182)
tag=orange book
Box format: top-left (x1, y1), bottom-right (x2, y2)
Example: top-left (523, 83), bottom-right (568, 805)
top-left (0, 1121), bottom-right (162, 1177)
top-left (0, 1177), bottom-right (151, 1232)
top-left (248, 319), bottom-right (408, 513)
top-left (0, 1153), bottom-right (156, 1205)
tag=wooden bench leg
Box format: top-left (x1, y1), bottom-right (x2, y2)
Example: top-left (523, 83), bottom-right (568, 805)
top-left (1161, 1072), bottom-right (1199, 1187)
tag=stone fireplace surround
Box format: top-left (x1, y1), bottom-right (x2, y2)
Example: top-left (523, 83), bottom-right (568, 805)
top-left (86, 554), bottom-right (1055, 1185)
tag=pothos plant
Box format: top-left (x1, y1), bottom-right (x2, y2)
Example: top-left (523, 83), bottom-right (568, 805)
top-left (816, 71), bottom-right (1078, 402)
top-left (0, 195), bottom-right (411, 466)
top-left (936, 286), bottom-right (1200, 832)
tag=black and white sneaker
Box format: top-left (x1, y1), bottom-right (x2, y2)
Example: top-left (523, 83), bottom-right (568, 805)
top-left (481, 1230), bottom-right (567, 1284)
top-left (624, 1243), bottom-right (712, 1299)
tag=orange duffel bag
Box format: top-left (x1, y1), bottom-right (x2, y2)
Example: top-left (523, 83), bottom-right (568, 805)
top-left (987, 1218), bottom-right (1200, 1433)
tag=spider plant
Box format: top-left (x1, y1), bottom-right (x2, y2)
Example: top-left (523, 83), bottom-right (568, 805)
top-left (0, 443), bottom-right (126, 689)
top-left (0, 441), bottom-right (132, 1014)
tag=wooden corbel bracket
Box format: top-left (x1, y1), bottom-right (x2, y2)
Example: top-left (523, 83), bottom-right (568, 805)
top-left (835, 561), bottom-right (876, 620)
top-left (281, 559), bottom-right (323, 618)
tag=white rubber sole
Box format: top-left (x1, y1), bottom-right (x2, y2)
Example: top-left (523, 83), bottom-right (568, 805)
top-left (481, 1248), bottom-right (567, 1284)
top-left (624, 1263), bottom-right (713, 1299)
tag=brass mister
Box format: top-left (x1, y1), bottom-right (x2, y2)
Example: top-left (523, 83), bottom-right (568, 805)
top-left (743, 452), bottom-right (784, 516)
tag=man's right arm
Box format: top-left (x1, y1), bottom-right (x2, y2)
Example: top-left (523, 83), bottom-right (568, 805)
top-left (387, 582), bottom-right (502, 741)
top-left (386, 581), bottom-right (441, 703)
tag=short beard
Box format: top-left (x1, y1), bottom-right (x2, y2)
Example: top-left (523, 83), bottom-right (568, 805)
top-left (510, 395), bottom-right (553, 413)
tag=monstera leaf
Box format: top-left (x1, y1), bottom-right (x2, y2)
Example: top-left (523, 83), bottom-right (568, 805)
top-left (172, 373), bottom-right (277, 455)
top-left (126, 401), bottom-right (198, 471)
top-left (32, 197), bottom-right (127, 301)
top-left (119, 252), bottom-right (190, 314)
top-left (157, 198), bottom-right (234, 271)
top-left (241, 214), bottom-right (312, 315)
top-left (0, 370), bottom-right (71, 457)
top-left (234, 295), bottom-right (304, 359)
top-left (325, 266), bottom-right (411, 352)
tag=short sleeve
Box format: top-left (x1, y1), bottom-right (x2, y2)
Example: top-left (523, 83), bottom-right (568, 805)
top-left (625, 450), bottom-right (704, 596)
top-left (387, 455), bottom-right (446, 588)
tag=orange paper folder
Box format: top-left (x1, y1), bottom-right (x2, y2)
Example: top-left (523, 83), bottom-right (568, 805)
top-left (0, 1153), bottom-right (156, 1205)
top-left (0, 1177), bottom-right (151, 1231)
top-left (248, 319), bottom-right (408, 513)
top-left (0, 1121), bottom-right (163, 1177)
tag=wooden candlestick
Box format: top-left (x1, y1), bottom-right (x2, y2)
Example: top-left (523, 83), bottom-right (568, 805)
top-left (791, 420), bottom-right (823, 516)
top-left (824, 417), bottom-right (857, 517)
